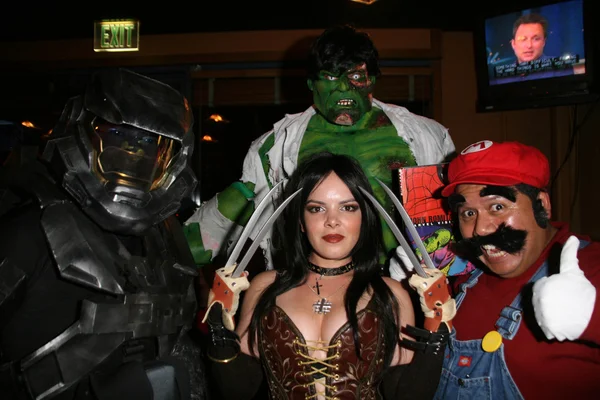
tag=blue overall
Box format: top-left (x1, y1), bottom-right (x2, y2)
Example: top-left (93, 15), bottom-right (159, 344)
top-left (434, 240), bottom-right (589, 399)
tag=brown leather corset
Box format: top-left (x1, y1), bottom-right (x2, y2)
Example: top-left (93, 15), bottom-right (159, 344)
top-left (258, 304), bottom-right (386, 400)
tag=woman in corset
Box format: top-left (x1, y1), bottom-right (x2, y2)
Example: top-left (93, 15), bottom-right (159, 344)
top-left (207, 152), bottom-right (446, 400)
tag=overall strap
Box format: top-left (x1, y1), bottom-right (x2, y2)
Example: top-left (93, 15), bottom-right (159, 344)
top-left (455, 268), bottom-right (484, 310)
top-left (496, 239), bottom-right (591, 339)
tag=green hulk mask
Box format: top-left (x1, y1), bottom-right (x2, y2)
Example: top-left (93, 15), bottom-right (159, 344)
top-left (307, 64), bottom-right (376, 126)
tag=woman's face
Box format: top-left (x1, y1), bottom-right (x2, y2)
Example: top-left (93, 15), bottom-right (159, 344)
top-left (303, 172), bottom-right (362, 267)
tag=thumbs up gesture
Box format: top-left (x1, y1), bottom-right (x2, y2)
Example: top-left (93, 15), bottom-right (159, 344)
top-left (532, 235), bottom-right (596, 341)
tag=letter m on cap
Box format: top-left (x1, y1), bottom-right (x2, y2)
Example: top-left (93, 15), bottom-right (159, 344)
top-left (461, 140), bottom-right (493, 155)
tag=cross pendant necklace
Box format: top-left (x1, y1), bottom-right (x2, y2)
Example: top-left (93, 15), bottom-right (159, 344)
top-left (309, 276), bottom-right (345, 315)
top-left (312, 279), bottom-right (323, 295)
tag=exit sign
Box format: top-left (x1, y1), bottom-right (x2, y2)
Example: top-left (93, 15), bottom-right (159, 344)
top-left (94, 19), bottom-right (139, 52)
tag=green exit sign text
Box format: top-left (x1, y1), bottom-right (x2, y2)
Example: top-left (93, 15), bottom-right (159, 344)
top-left (94, 20), bottom-right (139, 52)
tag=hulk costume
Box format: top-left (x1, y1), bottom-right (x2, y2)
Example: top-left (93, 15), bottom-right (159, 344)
top-left (184, 25), bottom-right (455, 270)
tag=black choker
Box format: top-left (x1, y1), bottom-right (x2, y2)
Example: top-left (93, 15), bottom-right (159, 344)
top-left (307, 261), bottom-right (355, 276)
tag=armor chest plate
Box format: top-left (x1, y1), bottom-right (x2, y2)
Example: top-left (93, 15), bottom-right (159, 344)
top-left (17, 202), bottom-right (199, 399)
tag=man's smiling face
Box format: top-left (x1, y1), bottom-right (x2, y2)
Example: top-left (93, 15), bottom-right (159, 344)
top-left (453, 183), bottom-right (551, 278)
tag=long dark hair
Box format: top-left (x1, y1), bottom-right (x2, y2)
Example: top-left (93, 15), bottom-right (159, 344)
top-left (248, 152), bottom-right (400, 368)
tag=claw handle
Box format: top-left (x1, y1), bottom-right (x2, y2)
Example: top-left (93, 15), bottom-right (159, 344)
top-left (202, 264), bottom-right (250, 330)
top-left (409, 268), bottom-right (456, 332)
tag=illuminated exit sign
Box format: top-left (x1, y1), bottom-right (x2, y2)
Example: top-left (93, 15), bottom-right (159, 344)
top-left (94, 19), bottom-right (139, 52)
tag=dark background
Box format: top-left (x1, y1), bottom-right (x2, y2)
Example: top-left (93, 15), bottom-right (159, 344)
top-left (1, 0), bottom-right (543, 42)
top-left (0, 0), bottom-right (573, 203)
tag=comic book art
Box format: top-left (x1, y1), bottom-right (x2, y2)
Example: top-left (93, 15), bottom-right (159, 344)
top-left (394, 163), bottom-right (476, 276)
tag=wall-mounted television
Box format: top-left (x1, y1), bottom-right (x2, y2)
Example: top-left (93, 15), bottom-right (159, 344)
top-left (474, 0), bottom-right (600, 112)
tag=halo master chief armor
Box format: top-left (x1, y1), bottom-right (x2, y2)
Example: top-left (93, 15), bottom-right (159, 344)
top-left (0, 68), bottom-right (205, 400)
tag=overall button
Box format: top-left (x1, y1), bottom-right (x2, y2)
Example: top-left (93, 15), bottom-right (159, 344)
top-left (482, 331), bottom-right (503, 352)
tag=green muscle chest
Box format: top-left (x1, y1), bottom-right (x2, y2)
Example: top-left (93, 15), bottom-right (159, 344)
top-left (300, 110), bottom-right (417, 256)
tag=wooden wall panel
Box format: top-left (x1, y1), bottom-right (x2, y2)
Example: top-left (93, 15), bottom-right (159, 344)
top-left (193, 74), bottom-right (433, 107)
top-left (1, 29), bottom-right (440, 70)
top-left (375, 75), bottom-right (432, 101)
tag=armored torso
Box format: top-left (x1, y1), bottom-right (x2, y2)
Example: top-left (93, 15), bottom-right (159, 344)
top-left (258, 301), bottom-right (386, 400)
top-left (0, 172), bottom-right (198, 399)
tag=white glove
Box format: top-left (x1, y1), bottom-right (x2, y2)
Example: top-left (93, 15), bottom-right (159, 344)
top-left (389, 245), bottom-right (415, 282)
top-left (532, 235), bottom-right (596, 341)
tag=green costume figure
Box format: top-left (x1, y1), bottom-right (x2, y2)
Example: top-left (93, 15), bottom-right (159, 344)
top-left (416, 228), bottom-right (455, 274)
top-left (416, 228), bottom-right (453, 259)
top-left (185, 25), bottom-right (455, 270)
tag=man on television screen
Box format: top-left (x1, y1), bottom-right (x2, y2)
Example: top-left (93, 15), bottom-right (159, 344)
top-left (511, 13), bottom-right (549, 64)
top-left (490, 13), bottom-right (581, 85)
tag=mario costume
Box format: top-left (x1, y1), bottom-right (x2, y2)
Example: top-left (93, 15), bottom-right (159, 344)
top-left (434, 140), bottom-right (600, 399)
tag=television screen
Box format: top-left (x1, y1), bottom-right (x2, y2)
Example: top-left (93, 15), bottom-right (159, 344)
top-left (474, 0), bottom-right (599, 111)
top-left (485, 0), bottom-right (584, 86)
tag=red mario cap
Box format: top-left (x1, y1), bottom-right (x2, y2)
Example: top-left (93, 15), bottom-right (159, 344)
top-left (441, 140), bottom-right (550, 197)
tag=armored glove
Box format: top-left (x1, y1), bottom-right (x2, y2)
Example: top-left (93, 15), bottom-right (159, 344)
top-left (205, 302), bottom-right (243, 363)
top-left (409, 267), bottom-right (456, 332)
top-left (533, 235), bottom-right (596, 341)
top-left (202, 264), bottom-right (250, 331)
top-left (206, 300), bottom-right (264, 399)
top-left (203, 268), bottom-right (263, 398)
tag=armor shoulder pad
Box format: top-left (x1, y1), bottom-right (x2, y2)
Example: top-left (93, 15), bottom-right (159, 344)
top-left (41, 201), bottom-right (126, 295)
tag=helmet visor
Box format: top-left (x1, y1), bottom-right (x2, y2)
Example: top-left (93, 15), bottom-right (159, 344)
top-left (91, 119), bottom-right (178, 191)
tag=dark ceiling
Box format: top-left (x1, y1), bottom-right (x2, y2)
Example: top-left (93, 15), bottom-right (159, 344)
top-left (1, 0), bottom-right (532, 42)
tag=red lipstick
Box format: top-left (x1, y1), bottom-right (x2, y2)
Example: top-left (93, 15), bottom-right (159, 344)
top-left (323, 234), bottom-right (344, 243)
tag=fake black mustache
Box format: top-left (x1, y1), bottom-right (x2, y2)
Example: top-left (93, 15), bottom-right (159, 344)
top-left (455, 223), bottom-right (527, 258)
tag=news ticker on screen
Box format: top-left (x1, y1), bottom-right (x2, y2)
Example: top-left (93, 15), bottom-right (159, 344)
top-left (493, 55), bottom-right (580, 78)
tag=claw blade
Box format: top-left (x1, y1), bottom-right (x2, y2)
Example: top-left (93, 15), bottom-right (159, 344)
top-left (374, 177), bottom-right (437, 271)
top-left (358, 187), bottom-right (427, 278)
top-left (225, 181), bottom-right (283, 268)
top-left (232, 187), bottom-right (302, 278)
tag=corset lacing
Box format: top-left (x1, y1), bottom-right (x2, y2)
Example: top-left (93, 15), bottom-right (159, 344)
top-left (294, 338), bottom-right (342, 400)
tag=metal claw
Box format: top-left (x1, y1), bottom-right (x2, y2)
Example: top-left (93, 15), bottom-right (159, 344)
top-left (225, 181), bottom-right (283, 269)
top-left (358, 187), bottom-right (428, 278)
top-left (374, 177), bottom-right (438, 271)
top-left (231, 187), bottom-right (302, 278)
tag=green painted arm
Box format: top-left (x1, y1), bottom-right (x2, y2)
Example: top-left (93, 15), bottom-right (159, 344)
top-left (183, 222), bottom-right (213, 266)
top-left (217, 181), bottom-right (256, 226)
top-left (183, 181), bottom-right (257, 267)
